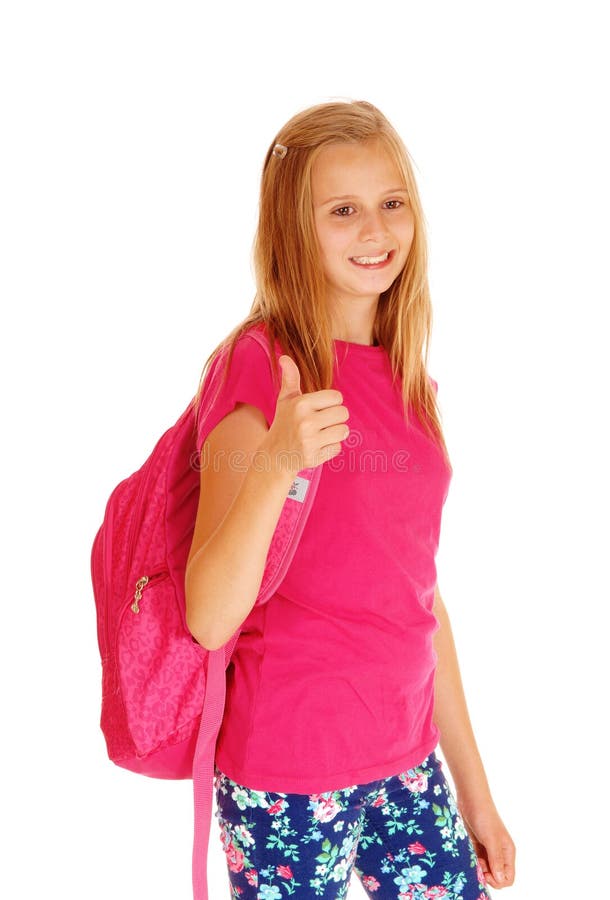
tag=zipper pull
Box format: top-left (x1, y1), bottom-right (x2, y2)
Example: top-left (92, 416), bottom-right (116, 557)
top-left (131, 576), bottom-right (149, 614)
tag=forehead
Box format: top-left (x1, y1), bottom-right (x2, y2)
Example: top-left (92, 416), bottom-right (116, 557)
top-left (311, 140), bottom-right (403, 199)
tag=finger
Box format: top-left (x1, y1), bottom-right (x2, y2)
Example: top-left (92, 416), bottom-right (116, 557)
top-left (278, 355), bottom-right (301, 399)
top-left (487, 841), bottom-right (515, 889)
top-left (476, 855), bottom-right (501, 891)
top-left (500, 836), bottom-right (517, 886)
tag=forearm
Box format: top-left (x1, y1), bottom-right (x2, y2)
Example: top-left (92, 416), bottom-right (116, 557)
top-left (185, 458), bottom-right (295, 651)
top-left (432, 585), bottom-right (494, 808)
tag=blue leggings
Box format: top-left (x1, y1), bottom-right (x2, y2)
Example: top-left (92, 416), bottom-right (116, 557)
top-left (213, 751), bottom-right (490, 899)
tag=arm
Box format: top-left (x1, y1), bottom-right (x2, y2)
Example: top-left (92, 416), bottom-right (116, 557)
top-left (432, 583), bottom-right (516, 889)
top-left (185, 403), bottom-right (296, 650)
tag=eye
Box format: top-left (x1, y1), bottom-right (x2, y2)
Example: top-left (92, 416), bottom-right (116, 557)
top-left (332, 206), bottom-right (354, 217)
top-left (384, 199), bottom-right (404, 210)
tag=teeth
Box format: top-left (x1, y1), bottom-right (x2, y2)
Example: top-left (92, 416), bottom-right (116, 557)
top-left (352, 252), bottom-right (389, 265)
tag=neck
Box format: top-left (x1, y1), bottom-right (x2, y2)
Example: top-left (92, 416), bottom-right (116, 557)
top-left (334, 335), bottom-right (378, 346)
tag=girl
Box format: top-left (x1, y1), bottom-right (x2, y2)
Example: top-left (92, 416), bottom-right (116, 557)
top-left (185, 100), bottom-right (515, 899)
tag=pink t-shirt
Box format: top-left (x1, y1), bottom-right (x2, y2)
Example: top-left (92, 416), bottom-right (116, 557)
top-left (196, 323), bottom-right (453, 793)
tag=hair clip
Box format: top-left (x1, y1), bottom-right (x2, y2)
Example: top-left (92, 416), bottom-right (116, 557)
top-left (272, 143), bottom-right (288, 159)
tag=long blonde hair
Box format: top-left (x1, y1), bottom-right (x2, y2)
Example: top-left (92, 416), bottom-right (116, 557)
top-left (195, 99), bottom-right (451, 467)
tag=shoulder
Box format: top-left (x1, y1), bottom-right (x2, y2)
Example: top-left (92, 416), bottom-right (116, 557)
top-left (202, 324), bottom-right (275, 392)
top-left (196, 323), bottom-right (281, 447)
top-left (219, 323), bottom-right (281, 375)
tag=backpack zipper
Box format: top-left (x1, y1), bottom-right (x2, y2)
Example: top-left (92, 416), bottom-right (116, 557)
top-left (130, 571), bottom-right (169, 614)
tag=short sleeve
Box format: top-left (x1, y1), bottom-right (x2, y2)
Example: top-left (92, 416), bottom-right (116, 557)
top-left (196, 332), bottom-right (278, 452)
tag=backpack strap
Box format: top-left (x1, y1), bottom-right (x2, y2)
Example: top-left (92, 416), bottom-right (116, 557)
top-left (191, 640), bottom-right (237, 900)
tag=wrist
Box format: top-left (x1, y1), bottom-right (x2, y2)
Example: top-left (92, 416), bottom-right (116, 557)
top-left (456, 783), bottom-right (496, 819)
top-left (246, 444), bottom-right (302, 495)
top-left (256, 434), bottom-right (305, 483)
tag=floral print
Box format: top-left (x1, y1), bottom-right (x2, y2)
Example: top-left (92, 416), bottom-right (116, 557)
top-left (213, 752), bottom-right (490, 899)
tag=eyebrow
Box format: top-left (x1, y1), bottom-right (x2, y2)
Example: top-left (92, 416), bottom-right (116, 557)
top-left (320, 187), bottom-right (409, 206)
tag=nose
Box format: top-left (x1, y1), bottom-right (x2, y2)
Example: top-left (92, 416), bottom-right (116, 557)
top-left (358, 207), bottom-right (389, 243)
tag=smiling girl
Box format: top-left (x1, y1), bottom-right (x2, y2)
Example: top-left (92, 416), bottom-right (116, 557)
top-left (185, 100), bottom-right (515, 899)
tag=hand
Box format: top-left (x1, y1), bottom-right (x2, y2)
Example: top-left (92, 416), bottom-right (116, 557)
top-left (263, 355), bottom-right (350, 474)
top-left (458, 796), bottom-right (516, 890)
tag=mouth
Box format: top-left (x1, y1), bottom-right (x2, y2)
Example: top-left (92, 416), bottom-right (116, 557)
top-left (349, 249), bottom-right (394, 269)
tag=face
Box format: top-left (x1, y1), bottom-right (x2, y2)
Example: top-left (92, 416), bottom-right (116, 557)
top-left (311, 139), bottom-right (415, 316)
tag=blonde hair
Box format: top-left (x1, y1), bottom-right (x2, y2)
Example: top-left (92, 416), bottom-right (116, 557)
top-left (195, 99), bottom-right (451, 467)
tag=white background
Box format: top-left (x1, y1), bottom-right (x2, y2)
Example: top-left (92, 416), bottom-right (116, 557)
top-left (2, 1), bottom-right (608, 898)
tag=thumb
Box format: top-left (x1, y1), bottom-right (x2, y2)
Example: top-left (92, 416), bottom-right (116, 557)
top-left (278, 355), bottom-right (302, 399)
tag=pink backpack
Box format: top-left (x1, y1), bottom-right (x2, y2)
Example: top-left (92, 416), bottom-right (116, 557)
top-left (90, 328), bottom-right (322, 899)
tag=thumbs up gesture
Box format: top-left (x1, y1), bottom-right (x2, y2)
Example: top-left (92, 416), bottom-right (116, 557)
top-left (263, 355), bottom-right (350, 474)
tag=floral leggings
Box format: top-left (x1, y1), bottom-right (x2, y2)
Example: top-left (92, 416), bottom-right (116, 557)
top-left (213, 752), bottom-right (491, 899)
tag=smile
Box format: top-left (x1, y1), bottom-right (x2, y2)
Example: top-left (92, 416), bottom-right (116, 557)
top-left (349, 250), bottom-right (393, 268)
